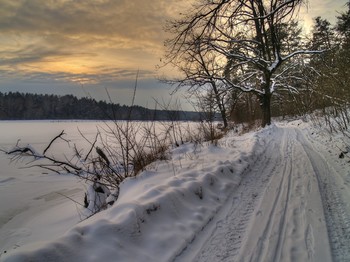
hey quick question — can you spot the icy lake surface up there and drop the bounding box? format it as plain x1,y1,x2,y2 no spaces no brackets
0,121,119,252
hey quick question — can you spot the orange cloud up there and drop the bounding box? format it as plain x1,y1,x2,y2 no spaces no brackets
0,0,347,87
0,0,192,84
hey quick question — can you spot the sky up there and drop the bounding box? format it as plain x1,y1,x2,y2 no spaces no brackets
0,0,348,110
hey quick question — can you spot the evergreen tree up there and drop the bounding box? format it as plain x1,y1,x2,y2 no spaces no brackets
0,92,201,121
336,1,350,43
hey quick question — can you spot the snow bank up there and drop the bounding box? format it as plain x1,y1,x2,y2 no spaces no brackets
1,128,258,262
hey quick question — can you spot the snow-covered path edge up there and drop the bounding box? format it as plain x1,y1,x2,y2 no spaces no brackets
297,127,350,261
173,125,280,261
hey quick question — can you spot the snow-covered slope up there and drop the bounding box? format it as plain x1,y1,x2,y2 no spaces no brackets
1,121,350,262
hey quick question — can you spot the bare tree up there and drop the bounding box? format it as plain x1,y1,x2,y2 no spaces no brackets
163,32,230,128
164,0,323,127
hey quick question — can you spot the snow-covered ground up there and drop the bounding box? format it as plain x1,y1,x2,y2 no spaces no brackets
1,119,350,261
0,121,101,254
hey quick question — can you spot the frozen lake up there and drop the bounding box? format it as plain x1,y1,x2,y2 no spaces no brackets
0,121,106,253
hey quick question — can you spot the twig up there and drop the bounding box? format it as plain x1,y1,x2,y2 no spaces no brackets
43,130,66,155
55,192,87,209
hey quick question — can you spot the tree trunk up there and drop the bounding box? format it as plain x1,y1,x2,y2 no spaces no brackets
218,105,228,129
261,93,272,127
212,81,228,129
214,94,227,128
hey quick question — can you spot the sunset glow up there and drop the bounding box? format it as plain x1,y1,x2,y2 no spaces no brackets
0,0,348,107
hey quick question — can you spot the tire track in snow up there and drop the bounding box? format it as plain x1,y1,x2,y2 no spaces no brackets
176,127,284,262
243,128,333,262
242,128,294,262
305,224,314,260
272,133,294,262
296,130,350,262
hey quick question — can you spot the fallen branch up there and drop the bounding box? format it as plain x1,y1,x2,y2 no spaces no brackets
43,130,66,155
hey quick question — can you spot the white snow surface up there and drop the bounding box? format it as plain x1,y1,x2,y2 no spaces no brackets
1,119,350,262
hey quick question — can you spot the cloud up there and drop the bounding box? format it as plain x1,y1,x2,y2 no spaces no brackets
0,0,186,44
0,0,191,84
0,63,155,86
0,70,190,109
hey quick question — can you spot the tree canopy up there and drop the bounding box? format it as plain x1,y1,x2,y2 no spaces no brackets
164,0,323,127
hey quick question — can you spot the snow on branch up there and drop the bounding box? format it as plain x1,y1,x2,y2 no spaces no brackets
223,77,265,95
248,0,302,21
7,144,42,159
281,49,326,62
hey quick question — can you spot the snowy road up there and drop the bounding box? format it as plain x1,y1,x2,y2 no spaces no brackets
177,126,350,262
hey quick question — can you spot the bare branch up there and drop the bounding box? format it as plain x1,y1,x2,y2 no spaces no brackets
43,130,66,155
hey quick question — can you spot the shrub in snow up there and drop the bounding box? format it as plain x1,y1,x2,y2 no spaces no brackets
84,177,117,213
2,120,206,216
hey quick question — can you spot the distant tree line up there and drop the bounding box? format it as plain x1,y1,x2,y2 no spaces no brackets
0,92,203,121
